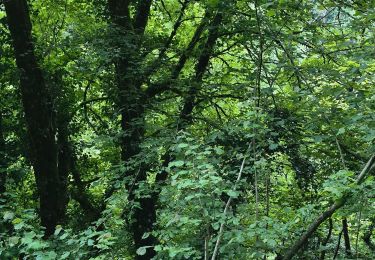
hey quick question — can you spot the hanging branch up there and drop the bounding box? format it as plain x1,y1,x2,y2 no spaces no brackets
281,153,375,260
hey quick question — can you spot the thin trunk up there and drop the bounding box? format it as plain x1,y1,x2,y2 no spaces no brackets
58,125,100,221
342,218,352,256
4,0,61,237
319,218,333,260
0,114,11,235
211,144,251,260
131,11,222,259
333,230,343,259
253,2,263,221
130,11,221,253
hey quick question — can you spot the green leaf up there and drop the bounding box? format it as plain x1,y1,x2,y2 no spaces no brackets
136,246,149,256
337,127,345,135
269,143,278,150
3,211,14,221
29,240,46,250
266,10,276,17
9,236,20,245
227,190,239,198
60,233,69,240
177,143,189,149
214,147,224,155
170,160,184,167
54,225,62,236
142,232,150,239
207,0,219,7
12,217,22,224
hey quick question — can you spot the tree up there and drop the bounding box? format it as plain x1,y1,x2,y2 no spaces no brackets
0,0,374,259
4,0,63,236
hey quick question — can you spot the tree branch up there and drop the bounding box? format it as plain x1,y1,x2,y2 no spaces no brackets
281,154,375,260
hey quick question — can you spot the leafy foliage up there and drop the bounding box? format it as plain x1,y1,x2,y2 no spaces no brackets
0,0,374,259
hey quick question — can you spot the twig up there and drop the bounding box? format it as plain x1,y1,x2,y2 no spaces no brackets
211,143,251,260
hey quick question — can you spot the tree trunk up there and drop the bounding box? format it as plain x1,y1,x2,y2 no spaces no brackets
333,230,343,259
319,218,333,260
4,0,61,237
107,2,222,258
69,149,102,221
108,1,155,258
342,218,352,256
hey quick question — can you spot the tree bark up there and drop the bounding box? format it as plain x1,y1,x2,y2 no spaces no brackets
4,0,62,237
108,1,155,258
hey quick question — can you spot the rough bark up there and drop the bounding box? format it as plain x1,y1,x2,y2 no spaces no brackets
4,0,61,237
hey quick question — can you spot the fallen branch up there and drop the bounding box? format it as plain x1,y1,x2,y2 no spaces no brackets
281,154,375,260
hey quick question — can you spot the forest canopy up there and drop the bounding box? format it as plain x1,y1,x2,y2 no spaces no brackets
0,0,374,259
